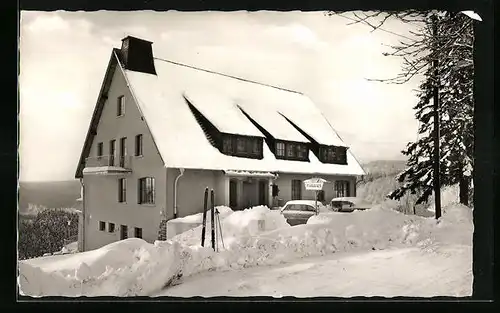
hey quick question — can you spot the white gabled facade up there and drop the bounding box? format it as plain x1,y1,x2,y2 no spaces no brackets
76,36,365,250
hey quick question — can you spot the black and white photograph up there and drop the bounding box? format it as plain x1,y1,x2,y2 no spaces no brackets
18,9,482,298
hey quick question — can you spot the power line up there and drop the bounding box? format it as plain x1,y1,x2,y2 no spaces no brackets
154,57,303,95
337,13,415,41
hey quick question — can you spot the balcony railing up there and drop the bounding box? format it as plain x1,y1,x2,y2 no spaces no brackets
85,155,132,170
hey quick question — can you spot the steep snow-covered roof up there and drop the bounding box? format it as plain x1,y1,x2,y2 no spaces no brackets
121,53,364,176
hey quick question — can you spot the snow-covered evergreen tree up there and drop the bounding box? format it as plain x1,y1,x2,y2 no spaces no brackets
388,12,474,206
328,10,475,208
437,13,474,205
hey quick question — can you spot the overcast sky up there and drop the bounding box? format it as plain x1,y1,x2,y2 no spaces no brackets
19,10,422,182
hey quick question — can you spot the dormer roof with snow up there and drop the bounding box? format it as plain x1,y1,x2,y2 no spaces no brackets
75,36,365,178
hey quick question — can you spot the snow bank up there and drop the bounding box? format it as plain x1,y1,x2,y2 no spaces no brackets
171,206,233,224
19,239,184,297
171,205,288,247
19,203,473,297
166,206,233,239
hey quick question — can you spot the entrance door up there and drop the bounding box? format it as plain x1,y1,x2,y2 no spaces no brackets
119,137,127,167
258,180,267,205
229,180,238,209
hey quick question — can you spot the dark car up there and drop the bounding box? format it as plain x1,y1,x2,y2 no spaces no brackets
280,200,330,226
330,197,371,212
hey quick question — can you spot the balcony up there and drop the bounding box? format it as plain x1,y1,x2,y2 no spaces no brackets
83,155,132,175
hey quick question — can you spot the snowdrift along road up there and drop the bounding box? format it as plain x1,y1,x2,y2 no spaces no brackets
19,202,473,297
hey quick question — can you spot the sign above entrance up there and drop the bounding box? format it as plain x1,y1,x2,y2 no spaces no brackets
303,177,329,191
304,182,324,190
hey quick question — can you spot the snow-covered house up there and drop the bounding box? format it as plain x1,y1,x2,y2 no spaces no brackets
75,36,365,251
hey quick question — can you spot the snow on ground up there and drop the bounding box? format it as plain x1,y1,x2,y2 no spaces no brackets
19,202,473,297
157,245,472,297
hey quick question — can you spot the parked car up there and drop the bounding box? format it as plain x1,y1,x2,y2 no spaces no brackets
330,197,371,212
280,200,331,226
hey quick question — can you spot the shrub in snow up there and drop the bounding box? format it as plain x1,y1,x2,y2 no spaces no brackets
19,208,78,260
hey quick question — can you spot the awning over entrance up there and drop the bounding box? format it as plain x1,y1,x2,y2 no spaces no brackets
224,169,277,179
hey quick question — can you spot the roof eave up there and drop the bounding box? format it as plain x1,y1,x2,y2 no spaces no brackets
74,48,121,179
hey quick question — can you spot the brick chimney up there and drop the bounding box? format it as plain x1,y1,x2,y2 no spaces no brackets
119,36,157,75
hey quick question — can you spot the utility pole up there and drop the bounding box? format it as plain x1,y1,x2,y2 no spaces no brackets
431,14,442,219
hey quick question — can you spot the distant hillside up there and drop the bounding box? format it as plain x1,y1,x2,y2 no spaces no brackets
357,160,435,217
360,160,407,181
18,180,81,213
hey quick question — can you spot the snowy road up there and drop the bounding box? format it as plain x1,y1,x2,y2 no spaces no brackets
155,245,472,298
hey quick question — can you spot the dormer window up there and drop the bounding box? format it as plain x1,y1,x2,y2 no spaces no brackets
286,144,295,158
236,137,246,153
275,141,308,161
117,95,125,116
276,142,285,157
319,145,347,164
222,136,233,153
221,134,262,159
252,140,260,154
297,145,307,159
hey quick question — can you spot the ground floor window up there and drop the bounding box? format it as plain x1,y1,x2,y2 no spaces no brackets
108,222,115,233
99,221,105,231
134,227,143,239
291,179,302,200
120,225,128,240
335,180,350,197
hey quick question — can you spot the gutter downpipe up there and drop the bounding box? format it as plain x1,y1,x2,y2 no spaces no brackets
79,178,85,252
173,168,185,219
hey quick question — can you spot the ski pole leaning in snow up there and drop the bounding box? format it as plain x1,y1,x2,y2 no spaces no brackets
210,189,216,251
215,211,219,252
201,187,209,247
216,208,225,250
